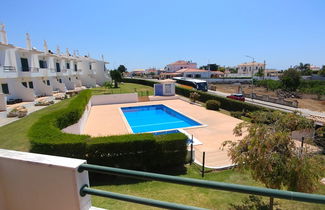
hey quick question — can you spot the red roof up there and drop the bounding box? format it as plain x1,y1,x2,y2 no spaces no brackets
176,68,209,73
169,60,195,65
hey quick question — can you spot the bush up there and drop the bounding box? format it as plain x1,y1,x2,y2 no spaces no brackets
206,100,220,110
121,78,269,112
176,86,268,112
29,89,188,170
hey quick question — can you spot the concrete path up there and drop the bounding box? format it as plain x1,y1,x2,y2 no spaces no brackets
0,96,58,127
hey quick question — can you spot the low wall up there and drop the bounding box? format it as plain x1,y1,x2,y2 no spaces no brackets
206,78,252,84
62,100,92,135
0,149,91,210
244,93,298,108
91,93,138,106
300,93,325,101
0,93,6,111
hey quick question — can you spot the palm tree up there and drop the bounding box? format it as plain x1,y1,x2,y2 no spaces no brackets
110,70,122,88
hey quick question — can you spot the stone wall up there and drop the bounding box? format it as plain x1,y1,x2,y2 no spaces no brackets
243,92,298,108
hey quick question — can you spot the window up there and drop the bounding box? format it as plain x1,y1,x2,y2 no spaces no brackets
1,83,9,94
66,63,70,69
21,58,29,72
46,80,50,86
89,63,92,70
74,64,77,71
22,82,28,88
56,63,61,72
28,81,34,89
59,79,62,83
39,60,47,68
195,74,201,78
69,77,71,81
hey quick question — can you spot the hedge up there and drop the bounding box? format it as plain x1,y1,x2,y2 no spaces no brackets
28,89,188,170
122,78,268,112
206,100,220,111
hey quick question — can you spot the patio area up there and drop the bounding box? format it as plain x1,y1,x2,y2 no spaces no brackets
84,99,243,168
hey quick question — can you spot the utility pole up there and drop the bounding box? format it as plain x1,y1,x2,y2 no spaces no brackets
246,55,255,100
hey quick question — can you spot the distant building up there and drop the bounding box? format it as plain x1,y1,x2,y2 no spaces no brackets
160,68,224,79
164,60,197,72
310,65,321,72
131,69,145,76
237,62,266,76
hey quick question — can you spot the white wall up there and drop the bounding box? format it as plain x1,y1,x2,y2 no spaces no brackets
91,93,138,106
0,93,6,111
50,77,67,92
7,78,35,101
62,100,92,135
32,78,53,96
0,149,91,210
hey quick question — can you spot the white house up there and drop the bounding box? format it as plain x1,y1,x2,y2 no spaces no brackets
237,62,266,76
164,60,197,72
176,68,224,78
0,24,110,103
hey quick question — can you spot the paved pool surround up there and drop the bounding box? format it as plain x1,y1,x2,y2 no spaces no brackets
84,99,243,168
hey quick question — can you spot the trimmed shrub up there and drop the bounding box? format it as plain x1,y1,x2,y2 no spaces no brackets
121,78,269,112
28,89,188,170
206,100,220,110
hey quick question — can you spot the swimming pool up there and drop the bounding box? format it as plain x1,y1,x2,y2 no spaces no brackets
121,104,202,133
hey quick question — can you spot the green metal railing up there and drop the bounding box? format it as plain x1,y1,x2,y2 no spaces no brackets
78,163,325,209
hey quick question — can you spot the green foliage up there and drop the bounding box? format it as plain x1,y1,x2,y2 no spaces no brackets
255,80,282,91
110,70,122,88
189,92,200,102
206,100,221,110
280,68,301,91
298,80,325,96
318,65,325,76
176,86,268,112
122,78,158,87
224,111,323,193
229,195,279,210
28,89,187,170
199,64,219,71
117,65,127,73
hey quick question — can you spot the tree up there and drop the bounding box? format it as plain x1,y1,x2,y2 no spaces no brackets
110,70,122,88
199,64,219,71
318,65,325,76
117,65,127,74
280,68,301,91
295,63,312,76
223,111,323,209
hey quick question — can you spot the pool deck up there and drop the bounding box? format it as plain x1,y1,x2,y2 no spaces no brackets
84,99,243,168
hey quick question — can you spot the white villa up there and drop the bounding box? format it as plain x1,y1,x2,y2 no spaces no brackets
164,60,197,72
237,62,266,76
0,24,110,102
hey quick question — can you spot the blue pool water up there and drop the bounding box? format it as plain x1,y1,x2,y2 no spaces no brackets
121,105,201,133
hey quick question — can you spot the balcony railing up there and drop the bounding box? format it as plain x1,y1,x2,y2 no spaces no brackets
78,164,325,209
2,66,17,72
20,67,39,73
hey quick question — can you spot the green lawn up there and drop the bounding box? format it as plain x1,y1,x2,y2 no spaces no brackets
91,82,154,96
0,83,324,209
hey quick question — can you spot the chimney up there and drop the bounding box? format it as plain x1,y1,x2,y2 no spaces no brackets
56,45,60,55
73,50,76,57
26,33,32,50
43,40,48,53
0,24,8,44
66,48,69,56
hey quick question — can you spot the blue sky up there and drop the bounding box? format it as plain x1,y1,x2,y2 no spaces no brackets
1,0,324,70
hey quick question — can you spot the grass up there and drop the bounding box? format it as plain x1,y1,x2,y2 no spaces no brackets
0,83,153,151
91,164,325,210
0,83,324,209
91,82,154,96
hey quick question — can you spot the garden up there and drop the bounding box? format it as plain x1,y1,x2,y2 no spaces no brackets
0,81,324,209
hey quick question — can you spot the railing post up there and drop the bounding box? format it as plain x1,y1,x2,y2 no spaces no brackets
190,143,193,165
202,152,205,178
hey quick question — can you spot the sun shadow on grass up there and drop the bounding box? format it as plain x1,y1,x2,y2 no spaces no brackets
89,165,187,187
